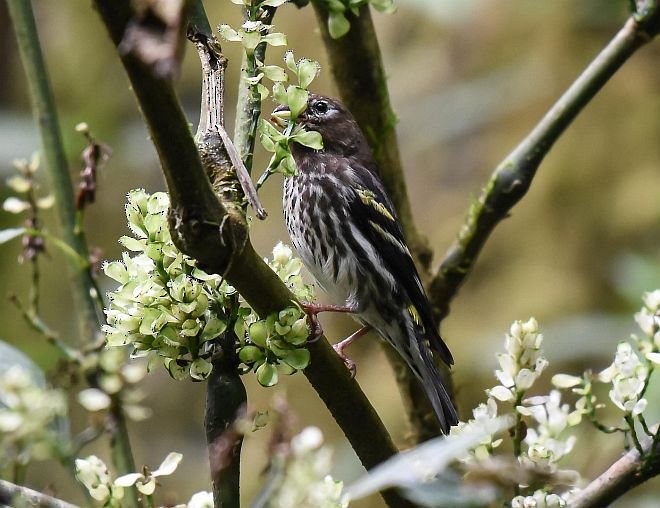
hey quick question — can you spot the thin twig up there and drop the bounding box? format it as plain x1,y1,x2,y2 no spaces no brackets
429,3,660,321
6,0,101,343
571,424,659,508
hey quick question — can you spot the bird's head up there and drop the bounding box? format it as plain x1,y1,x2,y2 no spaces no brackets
272,94,369,157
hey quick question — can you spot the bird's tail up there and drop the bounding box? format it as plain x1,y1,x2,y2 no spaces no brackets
408,335,459,434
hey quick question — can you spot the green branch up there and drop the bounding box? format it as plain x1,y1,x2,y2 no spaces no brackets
429,2,660,320
7,0,100,343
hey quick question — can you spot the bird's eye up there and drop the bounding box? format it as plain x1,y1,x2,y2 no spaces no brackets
314,100,329,114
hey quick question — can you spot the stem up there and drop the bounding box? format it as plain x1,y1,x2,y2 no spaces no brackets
109,396,140,508
571,424,659,508
0,479,78,508
430,3,660,321
233,3,277,173
625,415,645,455
7,0,101,343
206,341,246,508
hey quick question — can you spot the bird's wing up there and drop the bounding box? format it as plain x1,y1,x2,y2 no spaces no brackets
339,158,454,366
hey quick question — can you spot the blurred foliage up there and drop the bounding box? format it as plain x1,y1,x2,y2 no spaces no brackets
0,0,658,506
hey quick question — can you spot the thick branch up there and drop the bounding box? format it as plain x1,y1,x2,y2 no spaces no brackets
571,426,659,508
430,3,660,320
0,479,77,508
311,1,447,441
7,0,99,343
93,4,408,506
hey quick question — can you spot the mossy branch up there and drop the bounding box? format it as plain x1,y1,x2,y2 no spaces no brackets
311,0,448,441
429,2,660,320
0,479,78,508
93,3,408,506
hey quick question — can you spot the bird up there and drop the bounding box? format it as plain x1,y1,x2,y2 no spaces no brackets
272,94,458,433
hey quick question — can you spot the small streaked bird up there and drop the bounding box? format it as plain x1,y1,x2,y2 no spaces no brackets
272,94,458,433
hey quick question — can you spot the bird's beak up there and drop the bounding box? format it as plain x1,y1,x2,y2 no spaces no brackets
271,106,291,128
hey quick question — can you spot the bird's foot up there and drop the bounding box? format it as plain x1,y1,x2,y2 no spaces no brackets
332,325,371,378
301,302,357,344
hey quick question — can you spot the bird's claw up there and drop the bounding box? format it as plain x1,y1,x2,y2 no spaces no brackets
305,312,324,344
333,343,357,378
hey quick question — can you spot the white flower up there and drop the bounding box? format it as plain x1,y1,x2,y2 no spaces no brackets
114,452,182,495
599,342,648,415
75,455,123,501
186,491,214,508
519,391,579,467
78,388,112,411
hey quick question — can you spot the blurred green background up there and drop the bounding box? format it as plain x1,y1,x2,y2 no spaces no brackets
1,0,659,506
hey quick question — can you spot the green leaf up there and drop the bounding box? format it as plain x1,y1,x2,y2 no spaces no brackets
263,32,287,47
164,358,189,381
297,59,320,89
239,345,265,364
272,82,288,105
0,227,25,245
370,0,396,13
200,317,227,342
256,362,279,387
257,83,270,100
284,50,297,73
218,24,242,42
291,130,323,150
190,358,212,380
241,30,262,52
287,86,309,119
260,132,277,153
328,11,350,39
261,65,288,83
282,348,310,370
249,321,269,348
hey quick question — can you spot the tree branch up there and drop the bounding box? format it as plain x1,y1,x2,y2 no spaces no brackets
571,425,659,508
429,1,660,320
93,3,409,506
0,479,77,508
310,1,448,442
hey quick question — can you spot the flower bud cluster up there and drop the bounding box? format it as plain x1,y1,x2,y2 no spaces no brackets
0,366,67,468
267,426,347,508
77,348,151,421
102,189,234,381
598,342,648,416
511,490,567,508
488,318,548,403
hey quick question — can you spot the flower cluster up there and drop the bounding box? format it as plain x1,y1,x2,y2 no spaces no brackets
634,289,660,364
266,426,347,508
102,190,314,387
237,243,313,387
102,189,233,381
598,342,648,416
518,391,579,467
511,490,567,508
77,347,151,421
0,365,67,470
76,453,182,506
0,365,67,466
450,397,503,462
488,318,548,403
